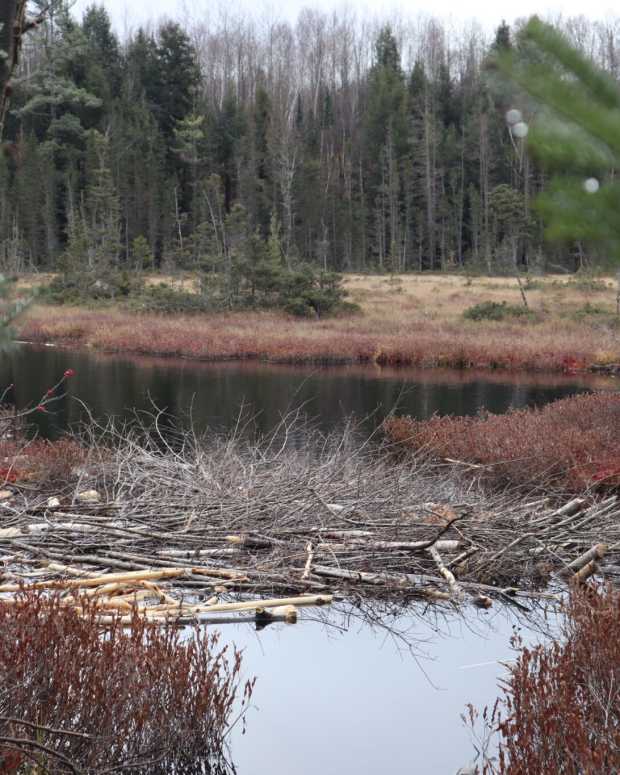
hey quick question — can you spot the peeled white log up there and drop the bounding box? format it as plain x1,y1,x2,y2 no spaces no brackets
558,543,607,578
427,545,465,601
301,542,314,580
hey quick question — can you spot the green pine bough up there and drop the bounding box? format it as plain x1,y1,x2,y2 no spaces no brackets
498,18,620,290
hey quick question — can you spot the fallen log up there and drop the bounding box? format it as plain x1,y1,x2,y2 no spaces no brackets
311,564,451,601
427,545,465,601
557,543,608,578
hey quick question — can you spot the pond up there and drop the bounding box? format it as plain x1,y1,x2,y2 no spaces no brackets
2,344,616,439
222,606,553,775
1,344,607,771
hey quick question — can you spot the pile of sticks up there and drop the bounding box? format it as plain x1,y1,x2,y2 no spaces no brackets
0,424,618,620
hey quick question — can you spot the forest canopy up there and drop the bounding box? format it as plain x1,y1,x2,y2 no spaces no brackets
2,4,620,277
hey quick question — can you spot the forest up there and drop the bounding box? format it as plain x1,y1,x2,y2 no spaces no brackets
2,3,620,282
1,6,620,772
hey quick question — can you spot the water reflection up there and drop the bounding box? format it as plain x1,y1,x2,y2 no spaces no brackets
221,603,556,775
2,345,616,440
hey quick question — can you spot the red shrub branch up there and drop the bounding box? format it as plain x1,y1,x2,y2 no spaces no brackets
469,585,620,774
0,593,254,773
0,438,87,486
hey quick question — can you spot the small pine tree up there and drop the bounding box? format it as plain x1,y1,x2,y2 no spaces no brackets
267,211,284,266
0,274,27,350
131,235,153,271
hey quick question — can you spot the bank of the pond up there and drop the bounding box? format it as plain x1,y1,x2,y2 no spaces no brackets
16,303,620,374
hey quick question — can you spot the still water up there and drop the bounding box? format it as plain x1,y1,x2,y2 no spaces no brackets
223,607,548,775
2,344,616,439
1,345,604,772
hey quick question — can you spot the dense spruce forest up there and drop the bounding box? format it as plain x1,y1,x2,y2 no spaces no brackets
2,4,620,282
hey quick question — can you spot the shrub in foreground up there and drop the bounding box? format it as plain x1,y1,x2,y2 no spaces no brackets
0,593,253,773
0,438,87,486
467,584,620,774
384,392,620,493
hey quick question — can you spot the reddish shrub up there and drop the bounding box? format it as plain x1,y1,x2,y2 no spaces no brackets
384,392,620,493
469,585,620,774
0,592,253,773
0,438,87,485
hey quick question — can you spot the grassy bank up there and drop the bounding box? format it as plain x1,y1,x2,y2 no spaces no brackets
14,273,620,372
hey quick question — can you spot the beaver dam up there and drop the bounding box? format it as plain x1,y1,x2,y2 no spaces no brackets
0,420,617,621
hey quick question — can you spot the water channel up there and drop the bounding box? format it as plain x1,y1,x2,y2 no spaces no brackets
2,344,615,772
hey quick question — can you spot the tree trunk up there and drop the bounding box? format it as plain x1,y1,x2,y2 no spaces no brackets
0,0,26,139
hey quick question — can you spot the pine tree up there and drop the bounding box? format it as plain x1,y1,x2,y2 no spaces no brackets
152,22,200,142
81,5,122,101
84,129,121,267
364,26,408,268
500,18,620,272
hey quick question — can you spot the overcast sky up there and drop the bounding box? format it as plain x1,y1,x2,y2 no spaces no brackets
71,0,618,36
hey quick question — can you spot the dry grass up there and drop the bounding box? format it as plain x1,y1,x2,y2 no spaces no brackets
13,273,620,372
344,272,619,322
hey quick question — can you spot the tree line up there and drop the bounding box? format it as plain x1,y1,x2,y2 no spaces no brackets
2,3,620,279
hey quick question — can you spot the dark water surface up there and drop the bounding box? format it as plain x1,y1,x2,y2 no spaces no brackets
1,345,602,772
2,344,616,439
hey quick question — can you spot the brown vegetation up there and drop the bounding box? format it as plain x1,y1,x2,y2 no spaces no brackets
384,392,620,493
0,591,252,774
11,273,620,371
0,437,87,486
468,584,620,774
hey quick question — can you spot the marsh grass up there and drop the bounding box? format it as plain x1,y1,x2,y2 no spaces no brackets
13,272,620,372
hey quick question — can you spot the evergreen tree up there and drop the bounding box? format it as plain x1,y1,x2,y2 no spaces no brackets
81,5,122,104
4,7,620,281
500,18,620,270
151,22,200,142
363,26,409,268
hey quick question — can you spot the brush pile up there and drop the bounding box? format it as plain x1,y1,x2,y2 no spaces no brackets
1,421,619,621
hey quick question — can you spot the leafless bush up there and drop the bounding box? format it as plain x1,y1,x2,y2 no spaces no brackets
0,591,253,774
466,584,620,774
